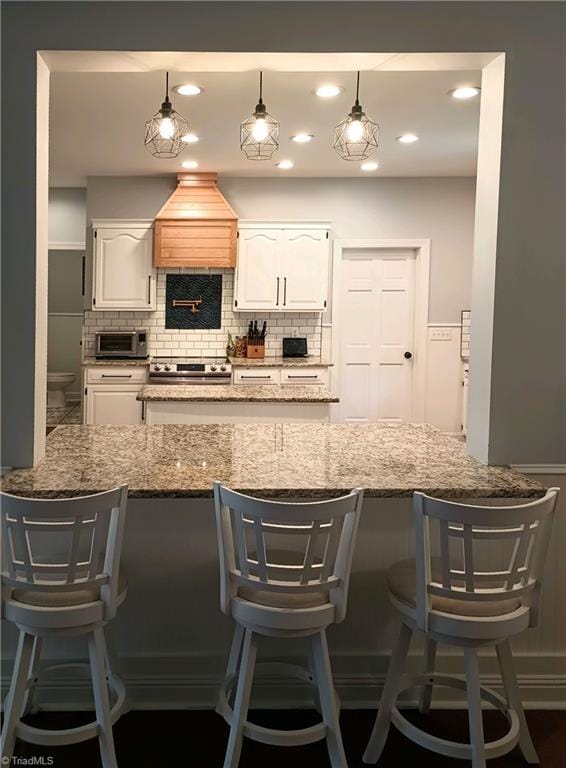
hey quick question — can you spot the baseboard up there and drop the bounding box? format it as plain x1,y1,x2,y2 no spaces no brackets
511,464,566,475
3,653,565,712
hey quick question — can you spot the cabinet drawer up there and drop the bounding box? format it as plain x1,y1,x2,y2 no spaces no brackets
280,367,328,385
86,366,148,384
233,368,281,385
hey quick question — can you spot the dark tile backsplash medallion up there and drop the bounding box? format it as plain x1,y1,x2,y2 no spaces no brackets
166,274,222,330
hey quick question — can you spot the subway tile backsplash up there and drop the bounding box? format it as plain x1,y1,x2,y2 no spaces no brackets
83,268,323,359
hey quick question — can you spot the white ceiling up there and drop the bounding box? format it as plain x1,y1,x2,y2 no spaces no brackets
49,53,483,186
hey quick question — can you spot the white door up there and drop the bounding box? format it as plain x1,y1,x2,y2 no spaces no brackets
234,230,281,310
338,250,415,423
93,227,155,310
85,386,143,424
282,230,329,311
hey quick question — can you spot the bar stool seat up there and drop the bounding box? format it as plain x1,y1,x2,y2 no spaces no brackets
1,486,129,768
387,558,521,617
214,482,364,768
363,489,559,768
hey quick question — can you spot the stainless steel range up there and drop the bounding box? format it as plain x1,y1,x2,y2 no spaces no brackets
149,357,232,385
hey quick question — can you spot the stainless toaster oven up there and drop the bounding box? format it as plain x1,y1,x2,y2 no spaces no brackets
95,330,149,359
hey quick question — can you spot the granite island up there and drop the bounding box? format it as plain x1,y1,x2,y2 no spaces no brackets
137,384,339,425
1,424,545,710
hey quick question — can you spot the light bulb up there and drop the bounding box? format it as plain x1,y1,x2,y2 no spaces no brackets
252,117,269,142
346,119,364,142
159,117,174,140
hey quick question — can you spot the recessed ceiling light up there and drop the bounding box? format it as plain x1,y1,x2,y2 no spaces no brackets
173,84,203,96
182,133,199,144
314,84,344,99
276,160,294,170
449,86,481,100
181,160,199,169
290,133,315,144
397,133,419,144
361,161,379,172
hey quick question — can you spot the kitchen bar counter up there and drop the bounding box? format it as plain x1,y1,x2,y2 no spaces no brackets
82,357,150,367
137,384,339,403
1,423,544,499
228,356,332,368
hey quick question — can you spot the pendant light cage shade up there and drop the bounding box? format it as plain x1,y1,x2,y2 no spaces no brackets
240,72,279,161
145,72,189,159
333,71,379,161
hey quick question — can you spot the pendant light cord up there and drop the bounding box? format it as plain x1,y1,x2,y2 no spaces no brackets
258,71,263,105
355,71,360,106
165,71,169,100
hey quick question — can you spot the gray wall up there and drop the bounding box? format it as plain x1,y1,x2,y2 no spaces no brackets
87,175,476,323
48,187,86,244
1,1,565,466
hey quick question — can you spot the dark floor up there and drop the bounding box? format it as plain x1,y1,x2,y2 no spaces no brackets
10,708,566,767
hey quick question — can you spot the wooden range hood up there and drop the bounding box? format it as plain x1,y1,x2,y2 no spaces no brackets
154,173,238,268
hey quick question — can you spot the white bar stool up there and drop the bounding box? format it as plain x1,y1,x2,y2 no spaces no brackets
1,486,129,768
214,482,364,768
363,488,559,768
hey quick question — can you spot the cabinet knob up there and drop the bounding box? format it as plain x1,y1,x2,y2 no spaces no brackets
404,351,413,360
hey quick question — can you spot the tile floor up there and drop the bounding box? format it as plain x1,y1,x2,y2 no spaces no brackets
46,403,81,434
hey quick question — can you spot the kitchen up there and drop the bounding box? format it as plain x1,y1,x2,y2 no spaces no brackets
1,29,564,768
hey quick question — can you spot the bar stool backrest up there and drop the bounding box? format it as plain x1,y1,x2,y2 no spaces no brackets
214,483,363,623
413,488,559,631
1,486,128,619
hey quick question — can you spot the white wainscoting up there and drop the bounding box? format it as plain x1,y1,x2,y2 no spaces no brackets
2,480,564,711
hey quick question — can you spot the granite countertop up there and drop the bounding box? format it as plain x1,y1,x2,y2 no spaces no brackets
137,384,339,403
82,358,150,367
1,423,544,500
228,356,332,368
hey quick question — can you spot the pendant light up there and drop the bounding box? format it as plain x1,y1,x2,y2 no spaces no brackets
144,72,189,158
240,72,279,160
333,71,378,161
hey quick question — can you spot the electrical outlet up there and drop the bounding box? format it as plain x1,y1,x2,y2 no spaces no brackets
429,328,453,341
292,328,298,337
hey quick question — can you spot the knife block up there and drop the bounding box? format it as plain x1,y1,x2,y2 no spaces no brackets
246,344,265,359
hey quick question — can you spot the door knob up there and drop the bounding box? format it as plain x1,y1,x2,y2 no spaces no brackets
404,351,413,359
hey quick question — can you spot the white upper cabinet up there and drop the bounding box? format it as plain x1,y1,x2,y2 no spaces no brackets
92,220,156,311
281,229,329,311
234,222,331,312
234,229,281,311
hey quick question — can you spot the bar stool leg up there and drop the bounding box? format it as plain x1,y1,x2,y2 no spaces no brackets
308,644,322,714
363,621,413,764
463,647,486,768
418,637,437,714
217,624,245,714
311,630,348,768
1,631,35,762
21,635,43,716
88,627,119,768
496,639,539,764
223,628,257,768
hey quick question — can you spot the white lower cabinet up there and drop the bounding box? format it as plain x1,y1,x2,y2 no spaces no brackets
233,368,281,385
84,366,147,424
280,367,328,386
85,386,144,425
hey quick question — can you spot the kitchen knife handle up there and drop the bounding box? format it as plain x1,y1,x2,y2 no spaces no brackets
276,277,280,305
283,277,287,306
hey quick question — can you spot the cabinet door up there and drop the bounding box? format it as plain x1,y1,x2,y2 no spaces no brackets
93,227,155,310
85,385,143,425
234,230,281,310
282,230,329,311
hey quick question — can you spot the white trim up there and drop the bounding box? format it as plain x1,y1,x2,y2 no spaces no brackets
427,322,460,328
48,241,86,251
48,312,83,317
3,656,563,712
511,465,566,475
331,238,430,424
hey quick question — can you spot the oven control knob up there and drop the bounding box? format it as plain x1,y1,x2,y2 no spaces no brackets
210,365,217,372
154,365,161,371
164,365,171,372
220,365,227,372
